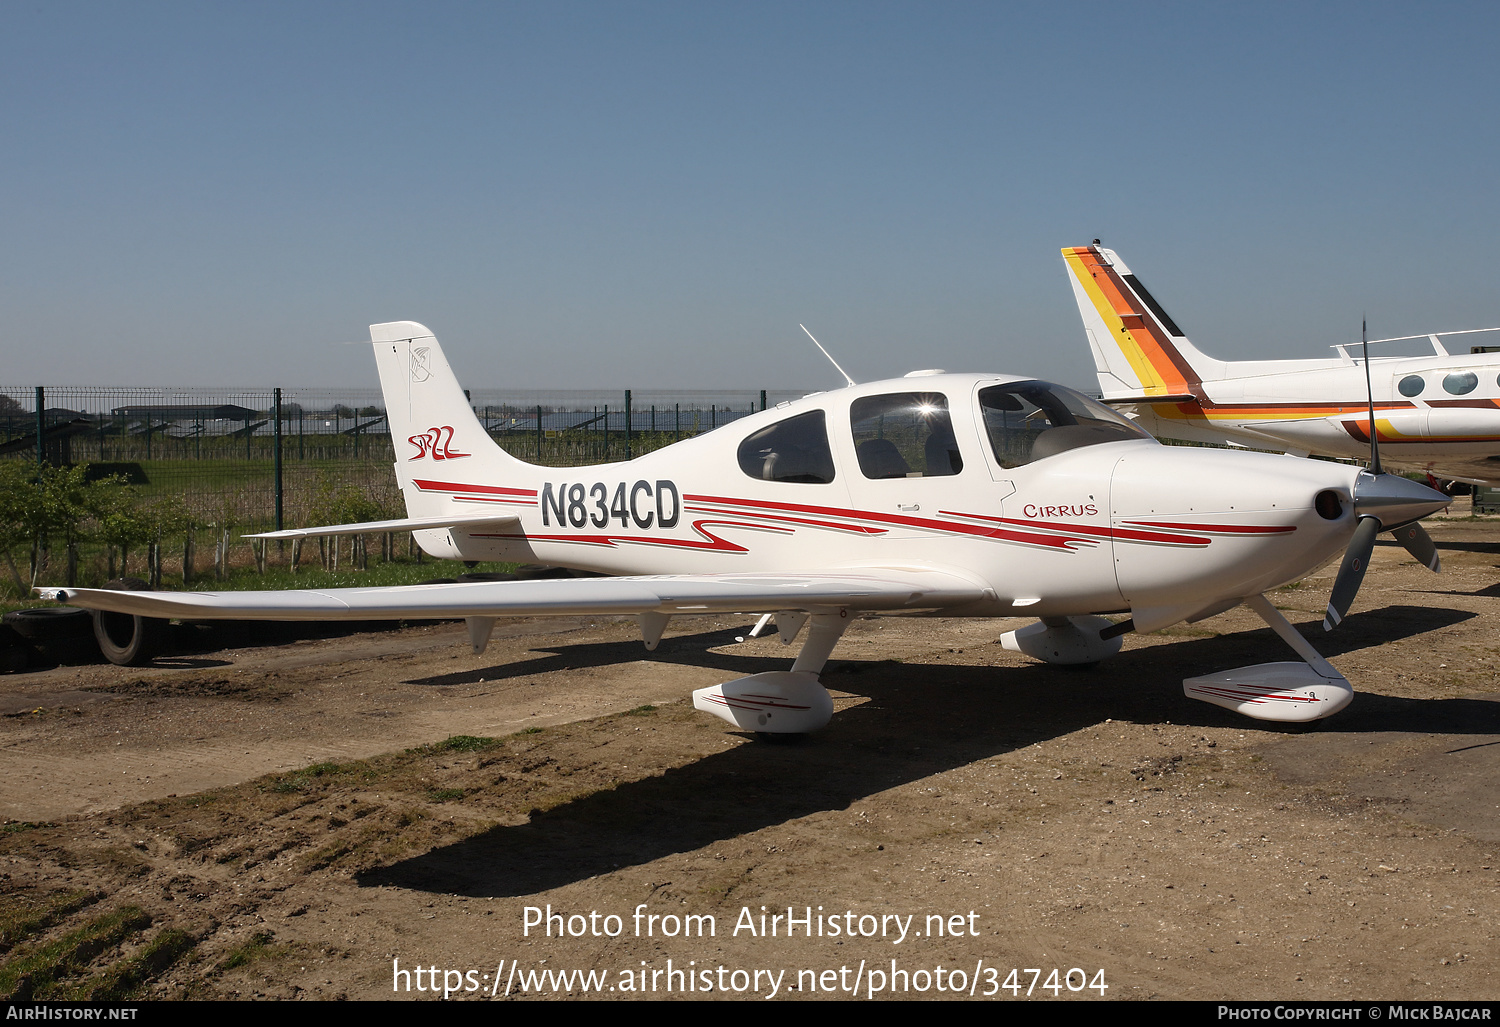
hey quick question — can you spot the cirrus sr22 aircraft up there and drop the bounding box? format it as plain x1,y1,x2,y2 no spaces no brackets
45,320,1450,732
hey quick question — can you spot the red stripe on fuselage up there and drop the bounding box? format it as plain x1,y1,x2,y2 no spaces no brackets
685,494,1092,550
413,479,538,497
473,519,790,554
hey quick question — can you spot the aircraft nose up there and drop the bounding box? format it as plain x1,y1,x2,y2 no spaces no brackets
1351,471,1450,529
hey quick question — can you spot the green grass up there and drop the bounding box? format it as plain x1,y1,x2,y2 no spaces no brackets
214,930,281,973
203,559,517,593
0,890,99,955
265,761,350,795
0,905,152,999
50,928,196,1001
428,735,502,753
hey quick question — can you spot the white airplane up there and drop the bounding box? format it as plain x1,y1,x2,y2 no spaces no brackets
46,320,1449,731
1064,243,1500,484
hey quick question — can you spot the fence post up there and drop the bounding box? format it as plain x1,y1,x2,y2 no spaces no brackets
760,389,767,411
273,388,284,533
34,387,43,466
625,389,632,460
536,404,542,462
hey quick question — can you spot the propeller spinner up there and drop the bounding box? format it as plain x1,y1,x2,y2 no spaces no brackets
1322,472,1448,630
1323,319,1450,631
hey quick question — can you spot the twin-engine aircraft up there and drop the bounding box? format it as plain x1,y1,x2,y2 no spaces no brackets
47,321,1449,731
1064,243,1500,484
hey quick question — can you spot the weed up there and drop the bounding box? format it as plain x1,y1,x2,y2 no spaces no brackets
431,735,500,753
0,905,151,999
0,890,99,955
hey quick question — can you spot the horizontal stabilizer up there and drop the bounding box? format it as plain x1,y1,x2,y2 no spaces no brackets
1099,394,1196,406
244,512,520,540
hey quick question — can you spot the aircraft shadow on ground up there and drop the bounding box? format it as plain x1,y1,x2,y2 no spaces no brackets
1417,582,1500,599
1403,538,1500,555
403,625,803,686
360,604,1494,898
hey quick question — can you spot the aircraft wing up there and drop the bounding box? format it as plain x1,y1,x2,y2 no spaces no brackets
42,568,989,622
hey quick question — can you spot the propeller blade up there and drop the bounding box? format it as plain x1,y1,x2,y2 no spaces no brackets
1391,520,1440,572
1324,515,1381,631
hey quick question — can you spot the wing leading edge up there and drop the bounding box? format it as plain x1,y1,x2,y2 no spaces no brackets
44,568,988,622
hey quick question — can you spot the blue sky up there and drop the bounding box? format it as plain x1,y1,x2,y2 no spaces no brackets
5,2,1499,389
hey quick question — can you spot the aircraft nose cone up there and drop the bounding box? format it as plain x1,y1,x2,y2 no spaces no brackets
1351,471,1449,528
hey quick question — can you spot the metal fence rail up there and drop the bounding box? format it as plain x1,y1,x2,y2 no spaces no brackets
0,384,809,537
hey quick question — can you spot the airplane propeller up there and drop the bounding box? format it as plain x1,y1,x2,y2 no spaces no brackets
1323,320,1448,631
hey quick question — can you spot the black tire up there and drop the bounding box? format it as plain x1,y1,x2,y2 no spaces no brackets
0,642,28,673
2,607,93,641
91,578,168,667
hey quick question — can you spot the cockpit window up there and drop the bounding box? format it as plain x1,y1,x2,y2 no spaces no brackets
849,393,963,479
737,410,836,484
978,382,1153,467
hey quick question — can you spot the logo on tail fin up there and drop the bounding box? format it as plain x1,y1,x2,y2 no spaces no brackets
408,425,469,461
410,347,432,382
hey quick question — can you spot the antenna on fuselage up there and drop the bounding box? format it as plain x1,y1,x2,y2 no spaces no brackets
1361,316,1381,474
799,324,857,388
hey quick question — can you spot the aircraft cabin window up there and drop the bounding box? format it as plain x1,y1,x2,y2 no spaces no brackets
849,393,963,479
1443,371,1478,395
736,410,836,484
1398,375,1425,397
978,382,1154,468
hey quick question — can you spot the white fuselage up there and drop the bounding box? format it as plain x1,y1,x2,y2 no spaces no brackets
401,372,1365,625
1128,352,1500,482
1063,243,1500,483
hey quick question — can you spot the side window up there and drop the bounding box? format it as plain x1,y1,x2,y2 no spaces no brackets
849,393,962,479
737,410,836,484
1443,371,1478,395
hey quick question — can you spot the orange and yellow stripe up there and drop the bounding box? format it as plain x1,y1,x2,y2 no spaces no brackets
1063,245,1199,397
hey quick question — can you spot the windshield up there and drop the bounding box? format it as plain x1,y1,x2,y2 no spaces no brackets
978,382,1154,467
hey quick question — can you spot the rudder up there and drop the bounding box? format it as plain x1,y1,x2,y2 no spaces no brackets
370,321,533,519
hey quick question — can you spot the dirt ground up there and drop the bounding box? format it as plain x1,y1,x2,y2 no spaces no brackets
1,510,1498,1001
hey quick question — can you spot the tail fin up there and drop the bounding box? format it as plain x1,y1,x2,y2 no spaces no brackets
1061,245,1225,400
370,321,533,518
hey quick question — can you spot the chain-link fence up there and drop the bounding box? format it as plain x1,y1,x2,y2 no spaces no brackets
0,384,808,592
